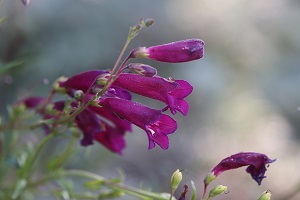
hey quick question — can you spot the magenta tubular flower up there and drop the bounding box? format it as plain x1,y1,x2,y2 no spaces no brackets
19,96,46,109
130,39,204,63
59,70,109,93
204,152,276,186
75,109,101,146
100,97,177,149
94,124,126,155
113,73,193,115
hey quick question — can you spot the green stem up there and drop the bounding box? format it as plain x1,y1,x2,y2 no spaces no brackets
19,133,54,179
49,136,77,170
64,169,170,200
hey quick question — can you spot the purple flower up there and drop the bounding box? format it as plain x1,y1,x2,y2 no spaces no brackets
59,70,109,93
113,73,193,115
18,96,130,154
204,152,276,186
100,97,177,149
19,96,46,109
130,39,204,63
94,124,126,155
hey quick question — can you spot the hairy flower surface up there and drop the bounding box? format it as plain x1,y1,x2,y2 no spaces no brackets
130,39,204,63
204,152,276,186
100,97,177,149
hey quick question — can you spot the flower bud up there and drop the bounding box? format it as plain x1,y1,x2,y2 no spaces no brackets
145,18,154,27
130,39,204,63
170,169,182,191
208,185,227,198
258,190,272,200
74,90,84,100
128,63,157,77
53,77,67,94
96,73,111,86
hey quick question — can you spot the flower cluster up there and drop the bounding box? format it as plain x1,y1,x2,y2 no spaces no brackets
19,39,204,154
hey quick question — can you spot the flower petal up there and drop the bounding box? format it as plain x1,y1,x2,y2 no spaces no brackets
95,124,126,155
113,73,193,115
100,97,177,149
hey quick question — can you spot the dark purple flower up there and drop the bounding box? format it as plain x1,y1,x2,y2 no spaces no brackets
130,39,204,63
19,96,46,109
204,152,276,186
94,124,126,155
59,70,109,93
100,97,177,149
113,73,193,115
75,109,101,146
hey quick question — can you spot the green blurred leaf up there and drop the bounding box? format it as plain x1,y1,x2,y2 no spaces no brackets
98,190,124,199
84,180,104,190
11,179,27,200
190,180,197,200
0,60,25,74
0,17,5,24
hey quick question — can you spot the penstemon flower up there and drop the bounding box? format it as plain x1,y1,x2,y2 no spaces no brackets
130,39,205,63
17,20,204,154
204,152,276,186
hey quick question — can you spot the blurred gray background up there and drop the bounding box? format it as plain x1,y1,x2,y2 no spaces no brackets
1,0,300,199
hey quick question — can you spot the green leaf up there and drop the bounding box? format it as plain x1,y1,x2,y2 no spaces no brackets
0,60,25,74
190,180,197,200
98,190,124,199
11,179,27,200
84,180,104,190
0,17,5,24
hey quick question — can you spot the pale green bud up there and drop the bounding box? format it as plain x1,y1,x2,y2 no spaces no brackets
145,18,154,27
53,76,67,94
96,73,111,86
130,47,149,59
208,185,227,198
258,190,271,200
74,90,84,100
170,169,182,191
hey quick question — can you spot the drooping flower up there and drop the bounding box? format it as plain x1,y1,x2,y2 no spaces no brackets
99,97,177,149
113,73,193,115
204,152,276,186
130,39,205,63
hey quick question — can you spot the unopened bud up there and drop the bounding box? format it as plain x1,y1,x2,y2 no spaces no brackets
258,190,271,200
128,63,157,77
45,104,59,116
96,73,111,86
74,90,84,100
145,18,154,27
208,185,227,198
170,169,182,191
53,77,67,94
130,39,204,63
